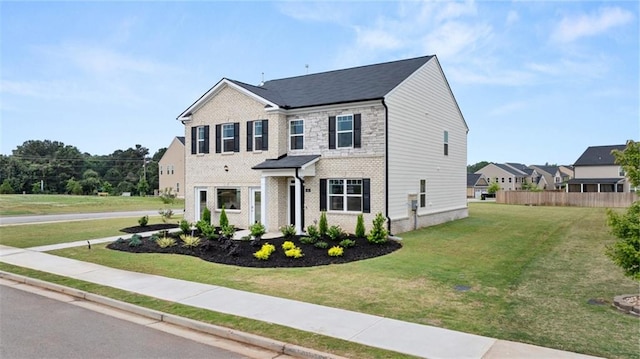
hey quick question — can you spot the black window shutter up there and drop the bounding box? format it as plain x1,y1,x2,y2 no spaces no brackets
362,178,370,213
233,122,240,152
354,114,361,148
319,179,327,211
328,116,336,149
215,125,221,153
191,127,197,154
262,120,268,150
203,125,210,154
246,121,253,152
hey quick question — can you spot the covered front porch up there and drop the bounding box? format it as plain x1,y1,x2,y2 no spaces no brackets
566,178,625,193
252,155,320,234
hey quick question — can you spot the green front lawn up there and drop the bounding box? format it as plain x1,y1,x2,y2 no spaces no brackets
0,194,184,216
1,203,637,358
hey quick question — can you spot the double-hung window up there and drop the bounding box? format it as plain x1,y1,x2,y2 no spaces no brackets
198,126,207,153
419,180,426,208
222,124,235,153
247,120,268,151
191,126,210,154
290,119,304,150
336,115,353,148
328,179,362,212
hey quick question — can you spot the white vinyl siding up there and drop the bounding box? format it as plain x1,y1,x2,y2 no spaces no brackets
385,57,468,221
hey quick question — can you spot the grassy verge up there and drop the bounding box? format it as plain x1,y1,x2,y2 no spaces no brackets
0,194,184,216
1,203,637,358
0,263,414,359
0,216,181,248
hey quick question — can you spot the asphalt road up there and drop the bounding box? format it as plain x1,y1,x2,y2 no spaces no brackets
0,210,184,226
0,285,252,359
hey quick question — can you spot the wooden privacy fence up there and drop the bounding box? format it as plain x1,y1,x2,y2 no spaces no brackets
496,191,636,208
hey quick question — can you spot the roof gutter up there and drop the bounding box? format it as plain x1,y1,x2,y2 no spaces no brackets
382,98,392,235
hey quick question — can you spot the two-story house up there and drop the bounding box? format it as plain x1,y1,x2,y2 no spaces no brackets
567,144,629,192
475,163,530,191
177,55,469,235
158,136,185,198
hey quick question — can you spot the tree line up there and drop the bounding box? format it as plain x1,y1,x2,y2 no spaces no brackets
0,140,166,196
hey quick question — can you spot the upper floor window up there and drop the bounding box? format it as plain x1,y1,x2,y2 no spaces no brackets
290,119,304,150
190,125,210,154
159,165,163,175
329,114,361,149
443,130,449,156
419,179,426,208
337,115,353,148
222,124,235,152
247,120,268,151
619,167,626,177
215,123,239,153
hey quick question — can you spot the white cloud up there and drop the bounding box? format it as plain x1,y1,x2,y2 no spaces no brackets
447,66,535,86
551,7,634,43
506,10,519,25
353,26,404,51
422,21,492,61
488,101,527,117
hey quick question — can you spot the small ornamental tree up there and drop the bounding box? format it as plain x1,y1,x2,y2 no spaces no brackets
318,211,328,238
202,207,211,224
355,213,366,238
606,140,640,280
487,182,500,194
367,212,388,244
219,206,229,230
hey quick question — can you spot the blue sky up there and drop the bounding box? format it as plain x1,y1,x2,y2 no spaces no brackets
1,1,638,166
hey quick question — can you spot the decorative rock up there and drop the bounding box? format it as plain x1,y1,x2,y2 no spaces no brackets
613,294,640,316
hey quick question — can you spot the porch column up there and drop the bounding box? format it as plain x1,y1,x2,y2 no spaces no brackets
597,183,601,193
260,176,268,231
295,176,303,235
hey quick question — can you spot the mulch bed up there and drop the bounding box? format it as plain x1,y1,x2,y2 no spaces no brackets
108,227,402,268
120,223,180,233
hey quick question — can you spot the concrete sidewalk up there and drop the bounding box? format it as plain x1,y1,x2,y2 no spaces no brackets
0,243,602,359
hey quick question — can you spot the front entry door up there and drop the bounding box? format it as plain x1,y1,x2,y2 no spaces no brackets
250,188,261,224
288,181,304,228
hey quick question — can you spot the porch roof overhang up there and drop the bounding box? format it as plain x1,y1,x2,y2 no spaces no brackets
567,178,624,184
252,154,320,177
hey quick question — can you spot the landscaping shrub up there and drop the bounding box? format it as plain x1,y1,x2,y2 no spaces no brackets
606,201,640,280
305,224,320,240
249,222,266,239
138,215,148,227
128,234,142,247
253,243,276,260
367,212,388,244
328,246,344,257
158,208,174,223
284,246,304,259
280,224,296,239
150,233,160,242
159,188,176,204
299,236,316,245
314,241,329,249
318,211,328,238
180,234,201,248
202,207,211,223
156,236,177,248
221,224,236,239
355,213,366,238
179,219,191,235
282,240,296,251
219,206,228,229
327,225,344,241
339,239,356,248
196,220,215,238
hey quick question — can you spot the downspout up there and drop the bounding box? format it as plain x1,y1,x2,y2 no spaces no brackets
382,98,392,235
294,167,305,233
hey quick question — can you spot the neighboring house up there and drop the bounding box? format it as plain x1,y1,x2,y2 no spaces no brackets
467,173,489,198
474,163,529,191
567,144,630,192
158,136,185,198
176,55,469,235
530,165,559,190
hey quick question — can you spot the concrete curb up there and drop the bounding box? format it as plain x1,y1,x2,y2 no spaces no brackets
0,271,348,359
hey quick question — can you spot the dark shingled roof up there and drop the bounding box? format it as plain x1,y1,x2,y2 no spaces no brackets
573,145,626,166
494,163,526,176
467,173,485,187
252,155,320,170
230,56,434,109
567,178,624,184
177,136,185,145
531,165,558,176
